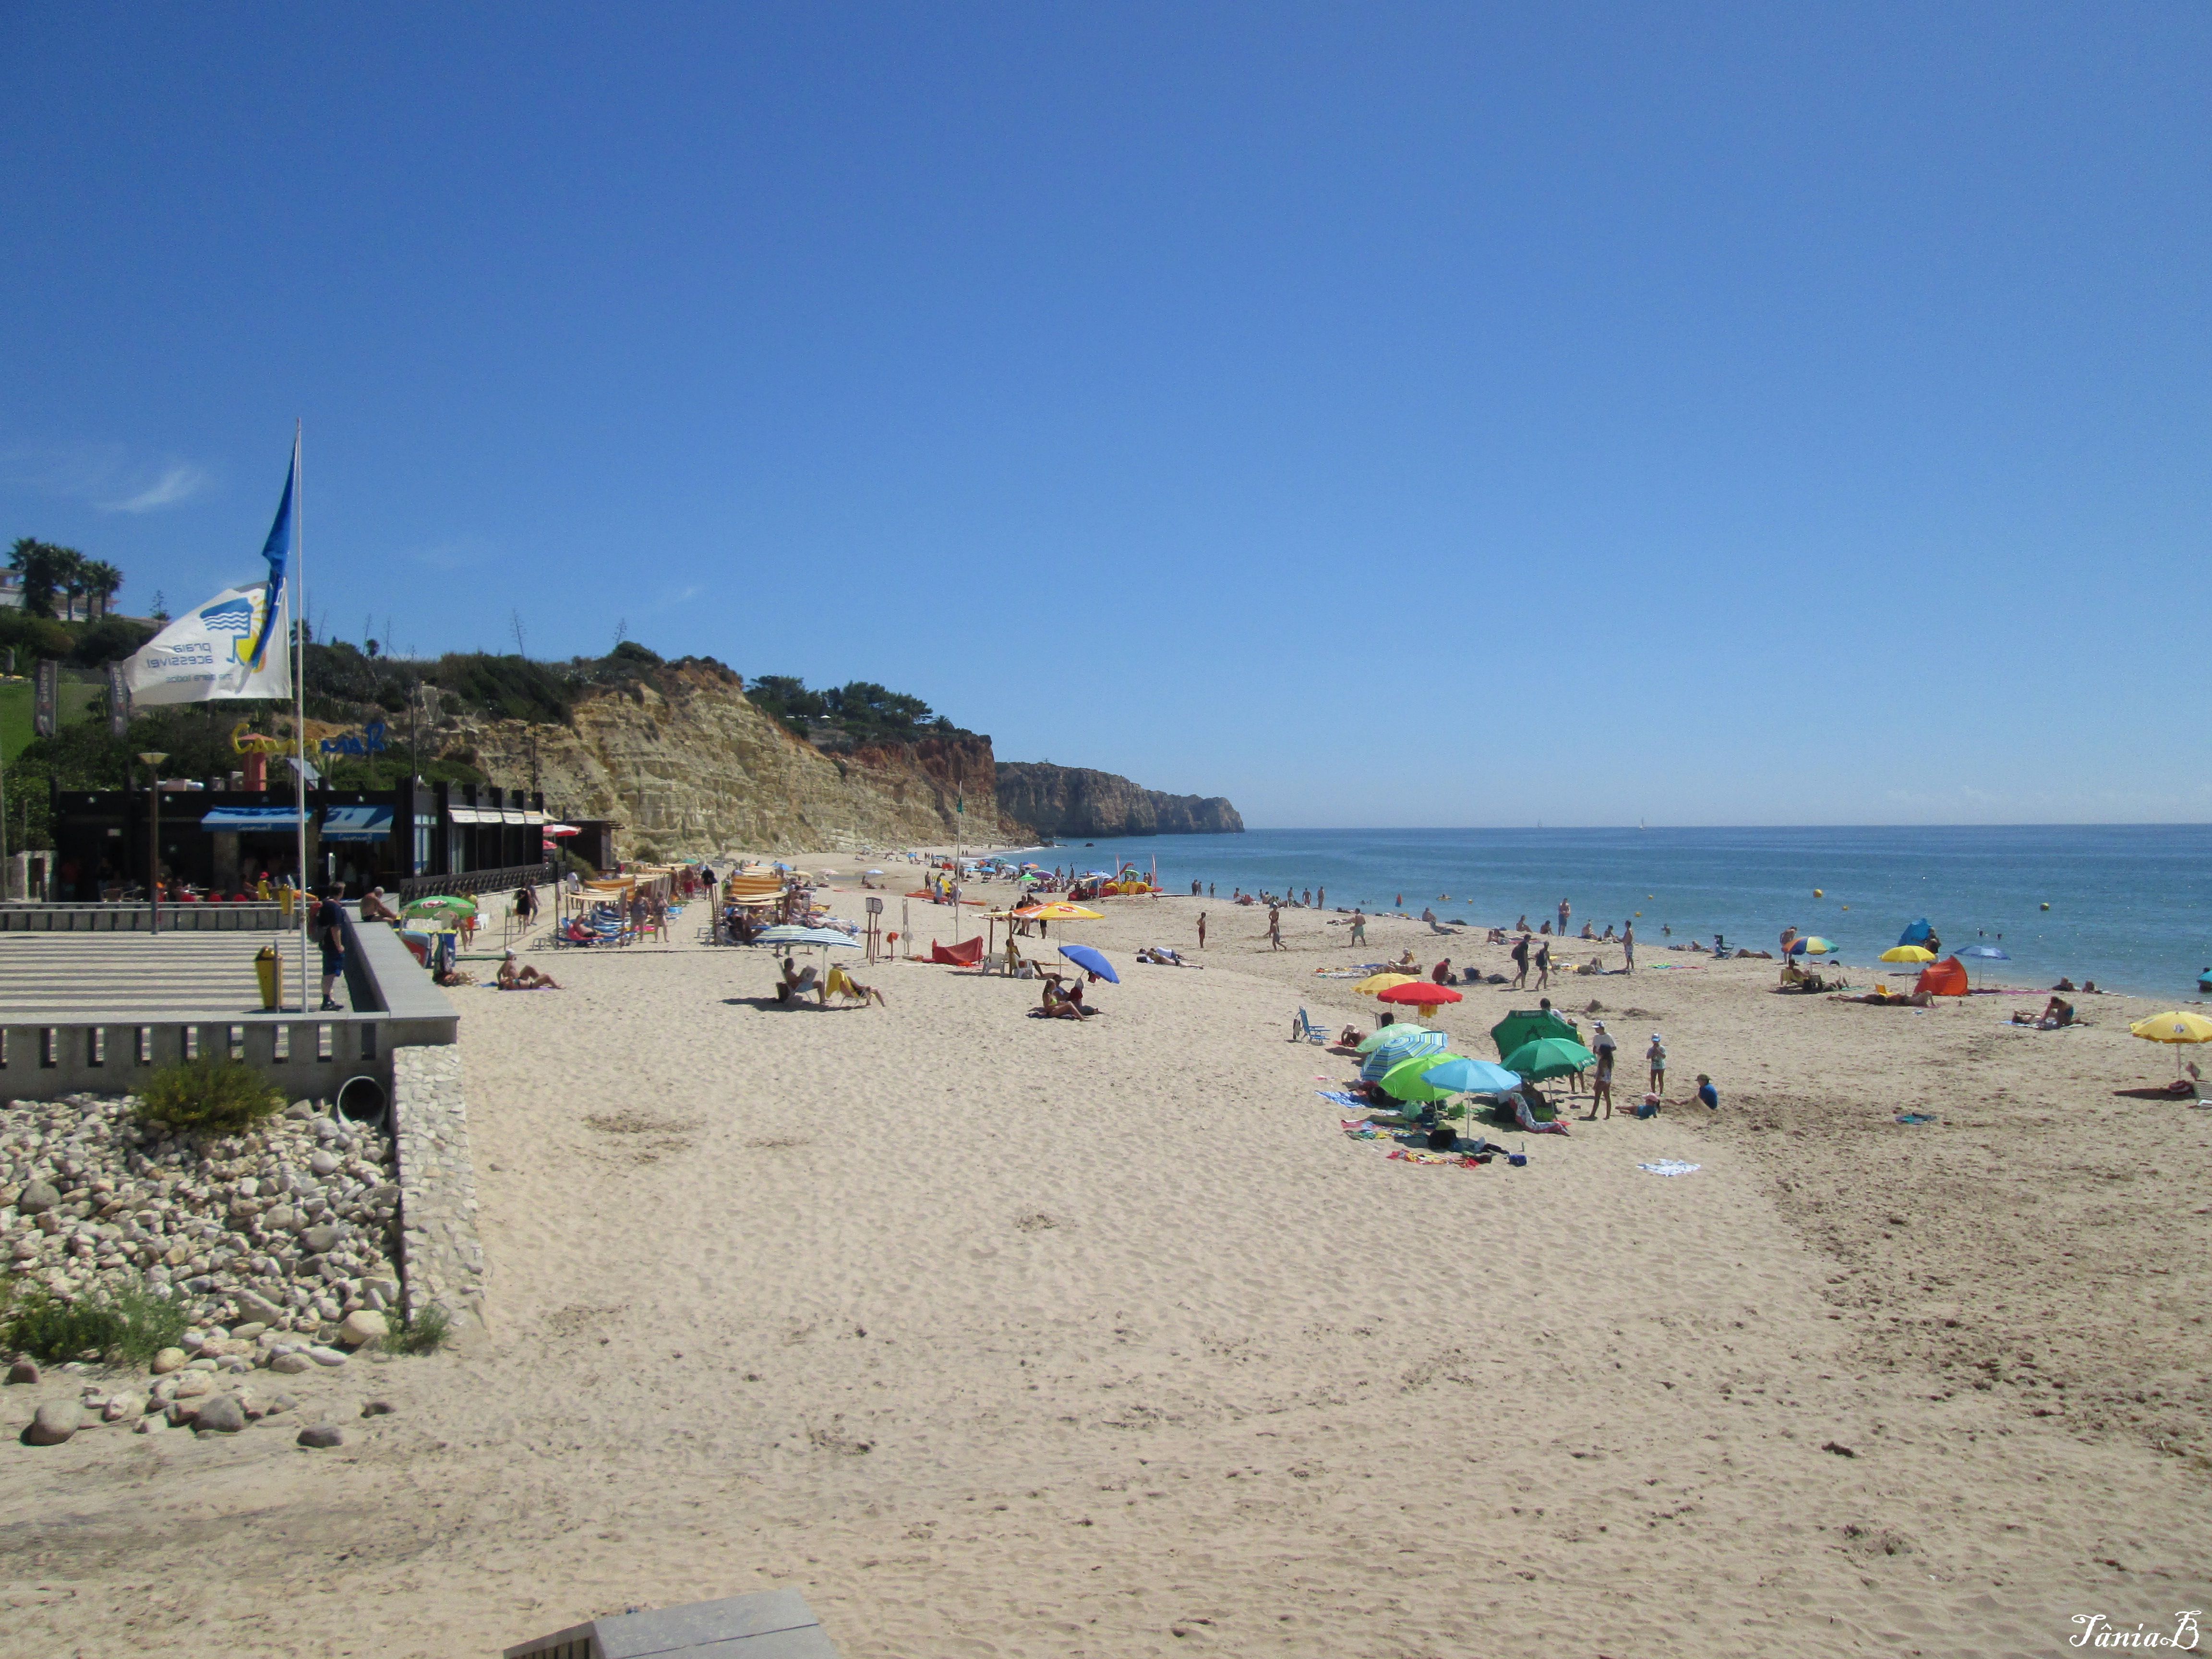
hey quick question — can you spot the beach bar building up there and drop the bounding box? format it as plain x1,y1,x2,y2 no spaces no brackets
48,780,573,903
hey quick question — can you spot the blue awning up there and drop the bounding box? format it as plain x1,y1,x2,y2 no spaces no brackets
200,806,303,831
321,805,395,842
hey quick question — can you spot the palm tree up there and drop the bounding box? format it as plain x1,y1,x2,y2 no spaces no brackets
57,549,92,622
6,538,72,619
81,560,122,619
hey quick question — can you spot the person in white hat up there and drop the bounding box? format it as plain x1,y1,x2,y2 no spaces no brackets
497,948,562,991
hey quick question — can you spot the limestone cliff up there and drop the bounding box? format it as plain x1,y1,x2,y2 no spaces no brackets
994,763,1244,839
438,662,1012,859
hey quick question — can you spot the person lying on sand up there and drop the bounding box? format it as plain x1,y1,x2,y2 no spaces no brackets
496,950,562,990
2012,996,2073,1028
2053,977,2078,992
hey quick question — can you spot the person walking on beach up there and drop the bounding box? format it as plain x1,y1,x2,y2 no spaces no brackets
1196,911,1207,950
1317,886,1325,910
1349,908,1366,946
1267,905,1283,950
1558,897,1571,937
1535,938,1552,990
1647,1033,1667,1096
1511,933,1531,988
1622,919,1635,973
313,884,348,1011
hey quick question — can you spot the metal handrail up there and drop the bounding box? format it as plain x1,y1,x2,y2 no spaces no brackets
396,864,552,903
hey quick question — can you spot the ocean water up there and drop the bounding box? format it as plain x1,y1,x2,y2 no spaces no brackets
1005,826,2212,999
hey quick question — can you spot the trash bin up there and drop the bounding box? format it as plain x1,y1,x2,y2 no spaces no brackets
254,944,280,1010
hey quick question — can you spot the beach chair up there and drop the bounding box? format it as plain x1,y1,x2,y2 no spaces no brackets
1291,1008,1330,1044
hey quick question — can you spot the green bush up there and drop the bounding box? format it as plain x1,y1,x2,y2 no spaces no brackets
387,1301,452,1356
2,1279,188,1366
137,1055,286,1130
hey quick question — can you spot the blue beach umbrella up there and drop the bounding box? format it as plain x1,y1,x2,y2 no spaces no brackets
1957,945,2009,960
1057,944,1119,983
1417,1056,1523,1095
1898,918,1933,947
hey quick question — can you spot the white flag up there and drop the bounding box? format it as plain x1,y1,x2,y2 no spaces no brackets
123,582,292,705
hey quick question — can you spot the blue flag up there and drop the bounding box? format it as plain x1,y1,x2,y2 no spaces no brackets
248,443,295,672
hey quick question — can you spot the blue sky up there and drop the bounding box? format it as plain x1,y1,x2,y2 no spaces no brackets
3,3,2206,827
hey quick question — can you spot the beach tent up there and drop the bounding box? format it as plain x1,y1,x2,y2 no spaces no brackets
1913,956,1970,997
1490,1008,1578,1061
1898,918,1934,947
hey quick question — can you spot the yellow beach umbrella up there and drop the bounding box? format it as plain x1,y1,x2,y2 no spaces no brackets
1354,972,1419,997
2129,1011,2212,1044
1014,902,1105,922
1880,946,1936,964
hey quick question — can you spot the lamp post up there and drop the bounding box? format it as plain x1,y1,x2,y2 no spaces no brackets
138,751,169,934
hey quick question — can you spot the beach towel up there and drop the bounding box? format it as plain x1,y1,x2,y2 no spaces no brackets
1315,1090,1370,1111
1637,1160,1701,1176
1894,1113,1938,1125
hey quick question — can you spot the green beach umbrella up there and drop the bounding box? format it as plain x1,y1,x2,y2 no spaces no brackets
1490,1008,1578,1061
402,894,478,920
1379,1052,1471,1104
1499,1036,1596,1081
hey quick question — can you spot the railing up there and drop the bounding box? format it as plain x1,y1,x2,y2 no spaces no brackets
0,902,290,932
396,864,552,903
0,902,457,1105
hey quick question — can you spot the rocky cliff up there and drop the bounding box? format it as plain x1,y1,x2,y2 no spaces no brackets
438,662,1013,859
994,763,1244,839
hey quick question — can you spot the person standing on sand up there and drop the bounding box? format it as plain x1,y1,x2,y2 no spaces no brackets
1588,1024,1617,1118
1349,909,1366,946
1267,905,1283,950
1558,897,1571,937
1623,920,1635,973
1197,911,1207,950
1511,933,1531,987
1647,1034,1667,1095
1535,938,1552,990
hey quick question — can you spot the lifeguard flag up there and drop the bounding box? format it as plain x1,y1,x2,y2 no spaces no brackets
123,442,295,705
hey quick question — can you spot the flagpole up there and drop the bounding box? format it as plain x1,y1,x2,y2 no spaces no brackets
292,422,309,1015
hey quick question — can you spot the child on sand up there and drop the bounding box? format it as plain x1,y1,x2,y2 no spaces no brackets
1647,1034,1667,1094
1696,1073,1719,1111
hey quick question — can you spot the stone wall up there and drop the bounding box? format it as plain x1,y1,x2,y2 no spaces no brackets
390,1046,486,1338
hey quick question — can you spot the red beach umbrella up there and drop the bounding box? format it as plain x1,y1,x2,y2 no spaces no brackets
1377,982,1463,1011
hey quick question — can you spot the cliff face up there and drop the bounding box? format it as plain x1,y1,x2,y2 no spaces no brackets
994,763,1244,839
439,663,1011,859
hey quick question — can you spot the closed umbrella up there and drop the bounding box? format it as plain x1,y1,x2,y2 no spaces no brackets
1057,944,1119,983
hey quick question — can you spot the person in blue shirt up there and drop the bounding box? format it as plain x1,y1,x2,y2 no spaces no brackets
1696,1073,1719,1112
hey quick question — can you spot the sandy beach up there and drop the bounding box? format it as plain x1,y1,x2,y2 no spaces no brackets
3,863,2209,1658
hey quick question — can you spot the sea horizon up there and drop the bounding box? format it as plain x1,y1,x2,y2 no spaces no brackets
994,822,2212,1000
